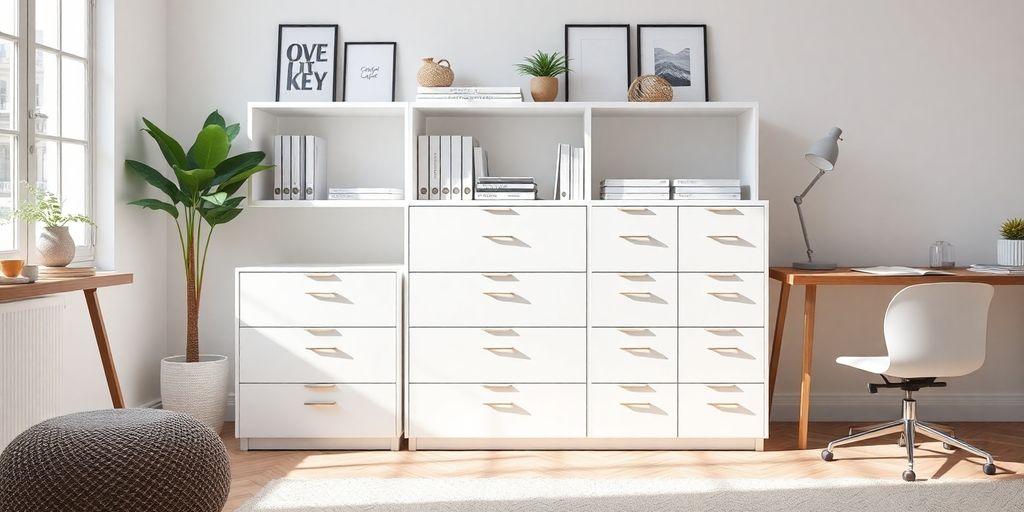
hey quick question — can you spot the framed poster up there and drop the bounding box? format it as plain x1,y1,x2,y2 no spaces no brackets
637,24,708,101
276,24,339,102
564,24,630,102
342,42,397,102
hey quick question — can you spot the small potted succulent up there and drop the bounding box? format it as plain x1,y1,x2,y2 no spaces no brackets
12,184,95,266
515,51,570,102
997,217,1024,266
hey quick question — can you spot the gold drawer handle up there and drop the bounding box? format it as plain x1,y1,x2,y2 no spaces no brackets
305,291,340,300
708,292,742,299
620,291,654,298
306,346,341,353
483,402,517,409
303,384,336,389
618,207,651,213
303,401,337,406
706,207,740,214
305,328,340,336
708,402,743,409
621,402,654,408
620,346,653,353
708,346,742,354
482,235,518,242
619,234,654,241
483,346,517,353
483,292,518,299
707,235,743,242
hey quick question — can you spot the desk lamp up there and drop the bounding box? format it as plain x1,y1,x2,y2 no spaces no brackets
793,127,843,270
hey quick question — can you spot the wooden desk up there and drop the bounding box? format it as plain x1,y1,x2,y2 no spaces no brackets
769,267,1024,449
0,272,134,408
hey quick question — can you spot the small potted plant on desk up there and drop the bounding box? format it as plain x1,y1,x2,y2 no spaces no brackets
126,111,272,432
516,51,570,102
997,217,1024,266
11,184,95,267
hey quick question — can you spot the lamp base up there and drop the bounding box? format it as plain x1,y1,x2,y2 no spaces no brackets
793,261,837,270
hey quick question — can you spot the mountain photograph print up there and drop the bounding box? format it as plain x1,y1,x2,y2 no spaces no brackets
654,47,691,86
638,25,708,101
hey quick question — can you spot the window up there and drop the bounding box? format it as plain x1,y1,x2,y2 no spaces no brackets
0,0,93,259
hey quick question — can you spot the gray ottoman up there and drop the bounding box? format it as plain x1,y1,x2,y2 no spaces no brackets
0,408,230,512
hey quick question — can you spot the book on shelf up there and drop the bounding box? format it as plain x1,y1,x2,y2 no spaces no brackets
428,135,441,199
329,187,403,194
600,192,672,200
601,178,670,188
273,136,283,200
440,135,452,199
416,94,523,101
461,137,477,199
273,135,326,200
475,183,537,191
572,147,584,200
601,186,673,194
417,87,522,94
671,178,741,187
474,190,537,200
279,136,291,200
671,193,741,200
451,136,463,200
968,264,1024,274
554,144,584,200
303,136,327,200
290,136,303,199
477,176,534,184
852,266,955,276
670,186,741,194
417,136,429,200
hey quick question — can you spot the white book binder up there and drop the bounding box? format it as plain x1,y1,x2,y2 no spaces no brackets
572,147,584,200
280,136,291,200
451,136,462,201
440,135,451,200
303,135,327,200
417,135,429,200
290,136,303,199
428,136,441,200
558,144,571,200
273,136,283,200
461,137,476,199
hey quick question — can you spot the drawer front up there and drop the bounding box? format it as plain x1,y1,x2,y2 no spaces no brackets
678,384,765,438
589,384,678,438
678,206,765,271
590,207,677,272
409,206,586,271
239,272,397,327
410,328,585,383
589,328,677,383
409,384,586,438
409,273,586,327
678,328,765,383
238,383,396,438
239,327,396,383
590,272,677,327
678,272,764,327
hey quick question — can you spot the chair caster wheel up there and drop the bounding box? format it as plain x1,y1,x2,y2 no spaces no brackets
983,463,996,475
943,442,958,451
821,449,834,462
902,470,916,482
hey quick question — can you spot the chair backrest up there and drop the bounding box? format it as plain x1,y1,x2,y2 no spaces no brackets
883,282,994,378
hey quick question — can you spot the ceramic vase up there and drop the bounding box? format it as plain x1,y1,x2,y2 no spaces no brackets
38,226,76,267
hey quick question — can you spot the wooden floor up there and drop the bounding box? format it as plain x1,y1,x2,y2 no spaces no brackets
223,422,1023,511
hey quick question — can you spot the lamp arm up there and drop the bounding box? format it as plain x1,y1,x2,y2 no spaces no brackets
793,169,826,264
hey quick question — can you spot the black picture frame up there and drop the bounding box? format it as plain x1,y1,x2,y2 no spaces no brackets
564,24,631,102
276,24,339,102
342,42,398,102
636,24,709,101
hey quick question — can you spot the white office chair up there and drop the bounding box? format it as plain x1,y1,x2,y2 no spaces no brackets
820,282,997,481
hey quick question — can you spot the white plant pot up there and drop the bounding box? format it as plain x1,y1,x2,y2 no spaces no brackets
160,354,229,433
37,226,76,267
997,239,1024,266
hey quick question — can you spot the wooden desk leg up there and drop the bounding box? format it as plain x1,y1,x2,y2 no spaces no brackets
84,288,125,408
768,282,792,413
797,284,817,449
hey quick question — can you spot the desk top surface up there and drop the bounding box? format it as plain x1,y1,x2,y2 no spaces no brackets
0,272,133,302
769,267,1024,286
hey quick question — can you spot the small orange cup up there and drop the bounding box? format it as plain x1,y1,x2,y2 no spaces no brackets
1,259,25,278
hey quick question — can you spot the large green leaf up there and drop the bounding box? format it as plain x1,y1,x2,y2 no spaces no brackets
187,125,230,170
199,197,244,222
125,160,184,203
212,151,266,186
205,207,243,226
201,192,228,206
225,123,240,142
173,166,216,199
219,164,273,189
129,198,179,219
204,110,226,128
142,118,188,169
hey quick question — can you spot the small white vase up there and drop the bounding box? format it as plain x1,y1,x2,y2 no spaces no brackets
997,239,1024,266
37,226,76,267
161,354,229,433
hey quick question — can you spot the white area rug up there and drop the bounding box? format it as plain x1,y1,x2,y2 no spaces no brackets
238,477,1024,511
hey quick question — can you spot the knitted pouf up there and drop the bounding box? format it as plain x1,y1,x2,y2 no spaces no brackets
0,408,230,512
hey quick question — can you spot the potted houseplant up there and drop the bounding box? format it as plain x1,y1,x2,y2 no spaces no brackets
12,184,95,266
126,111,271,432
997,217,1024,266
515,51,570,102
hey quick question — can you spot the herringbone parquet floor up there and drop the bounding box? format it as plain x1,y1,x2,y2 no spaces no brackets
223,422,1023,511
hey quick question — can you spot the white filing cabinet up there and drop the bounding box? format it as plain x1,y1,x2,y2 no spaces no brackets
235,266,403,451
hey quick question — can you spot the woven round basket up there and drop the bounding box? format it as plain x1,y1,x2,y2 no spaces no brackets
417,57,454,87
628,75,674,102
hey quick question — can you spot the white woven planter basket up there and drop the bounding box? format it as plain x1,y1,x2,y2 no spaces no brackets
997,239,1024,266
161,354,229,433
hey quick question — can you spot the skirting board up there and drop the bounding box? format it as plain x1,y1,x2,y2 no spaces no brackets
409,438,762,451
771,392,1024,422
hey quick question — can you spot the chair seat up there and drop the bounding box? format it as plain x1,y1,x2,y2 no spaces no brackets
836,355,891,374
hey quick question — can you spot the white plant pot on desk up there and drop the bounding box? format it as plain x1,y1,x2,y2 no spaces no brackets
161,354,229,433
997,239,1024,266
38,226,76,267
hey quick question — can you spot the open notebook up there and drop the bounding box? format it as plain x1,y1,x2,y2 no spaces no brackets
852,266,955,276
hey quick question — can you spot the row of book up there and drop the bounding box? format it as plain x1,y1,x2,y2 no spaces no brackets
475,176,537,200
600,178,742,200
416,87,523,102
416,135,490,200
326,187,403,200
554,144,584,200
272,135,327,200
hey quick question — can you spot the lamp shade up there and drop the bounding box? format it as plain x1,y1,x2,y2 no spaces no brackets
804,127,843,171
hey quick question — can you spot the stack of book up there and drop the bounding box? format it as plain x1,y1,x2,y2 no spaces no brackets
968,264,1024,275
40,266,96,278
600,179,670,200
416,135,489,200
474,176,536,200
416,87,523,102
273,135,326,200
554,144,584,200
671,178,742,200
327,188,403,200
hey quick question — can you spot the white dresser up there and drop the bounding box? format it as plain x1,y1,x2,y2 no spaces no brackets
406,204,768,450
235,266,403,450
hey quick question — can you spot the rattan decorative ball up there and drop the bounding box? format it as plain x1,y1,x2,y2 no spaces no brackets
417,57,455,87
628,75,674,102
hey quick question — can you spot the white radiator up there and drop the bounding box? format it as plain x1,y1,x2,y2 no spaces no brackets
1,296,64,450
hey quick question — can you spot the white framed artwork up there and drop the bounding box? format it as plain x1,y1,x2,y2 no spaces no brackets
637,24,708,102
343,42,397,102
564,25,630,102
276,24,338,102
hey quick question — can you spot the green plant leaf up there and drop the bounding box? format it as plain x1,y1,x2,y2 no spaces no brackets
125,160,184,203
212,151,266,185
219,164,273,189
129,198,179,218
225,123,240,142
205,207,243,226
142,117,188,169
173,166,216,198
201,192,228,206
204,110,226,128
187,125,231,170
515,50,570,77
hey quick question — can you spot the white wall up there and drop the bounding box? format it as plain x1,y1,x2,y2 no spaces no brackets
164,0,1024,420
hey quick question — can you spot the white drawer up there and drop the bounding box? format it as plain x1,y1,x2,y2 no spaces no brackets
590,272,677,327
409,328,585,383
238,383,396,438
678,272,764,327
678,206,765,271
239,272,397,327
678,328,765,383
589,384,678,438
239,327,396,383
409,206,586,271
409,384,586,438
590,207,676,272
409,272,586,327
678,384,765,438
589,328,677,383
